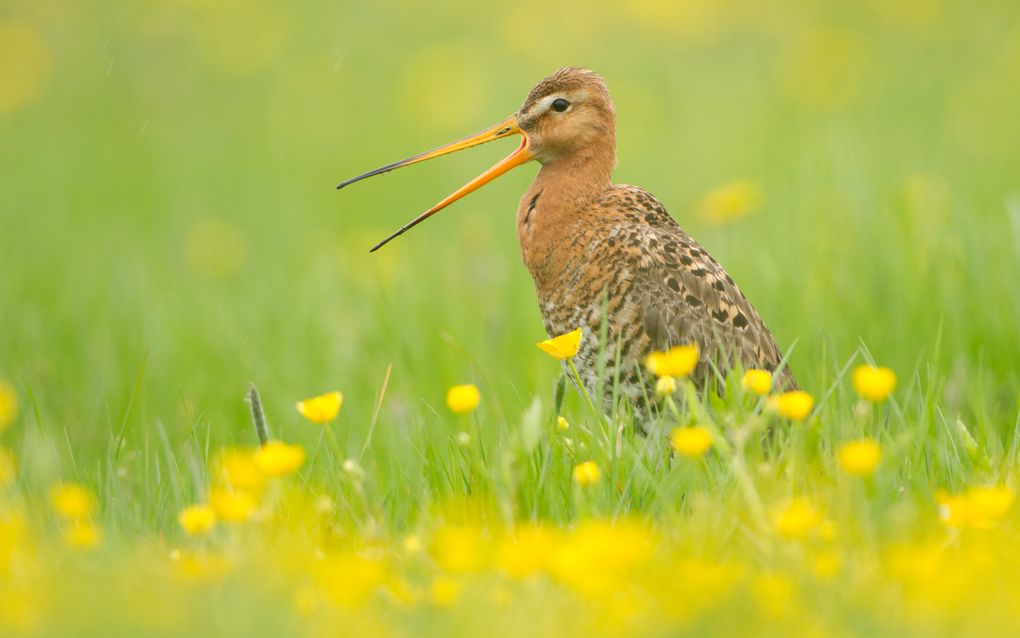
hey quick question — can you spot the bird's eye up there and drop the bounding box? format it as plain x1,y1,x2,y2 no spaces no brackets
550,98,570,112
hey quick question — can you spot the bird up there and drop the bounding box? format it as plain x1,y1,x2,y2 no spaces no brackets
337,67,796,411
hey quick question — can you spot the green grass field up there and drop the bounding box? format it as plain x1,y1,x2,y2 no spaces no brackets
2,0,1020,635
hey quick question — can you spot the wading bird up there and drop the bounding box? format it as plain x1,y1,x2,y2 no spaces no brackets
338,67,795,409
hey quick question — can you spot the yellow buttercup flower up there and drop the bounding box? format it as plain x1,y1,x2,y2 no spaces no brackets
837,438,882,476
556,416,570,432
698,180,762,225
536,328,582,360
178,504,217,536
938,486,1014,529
209,487,258,523
295,391,343,424
0,23,52,116
655,375,677,397
496,524,561,579
254,441,306,477
645,344,699,378
741,369,773,396
62,519,101,550
432,525,486,573
670,426,713,458
0,381,17,431
430,576,463,607
0,446,15,487
212,448,267,492
446,384,481,414
968,486,1014,521
770,390,814,421
851,365,896,402
49,483,97,520
773,497,825,540
572,461,601,487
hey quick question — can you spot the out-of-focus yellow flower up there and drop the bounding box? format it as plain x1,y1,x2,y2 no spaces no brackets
170,548,232,584
752,572,796,618
62,519,101,550
837,438,882,476
0,23,52,116
968,486,1014,519
550,519,656,597
556,416,570,432
670,426,713,458
781,28,868,110
645,344,699,378
254,441,306,477
773,498,825,540
741,369,773,396
698,180,762,225
572,461,601,487
430,576,462,607
0,446,15,487
0,381,17,431
403,534,423,555
316,552,389,608
178,505,216,536
937,486,1014,529
293,585,320,617
496,525,560,579
212,448,267,492
655,375,677,397
770,390,814,421
446,384,480,415
49,483,97,520
812,549,843,580
209,487,258,523
536,328,582,360
852,365,897,402
432,525,486,573
295,391,343,424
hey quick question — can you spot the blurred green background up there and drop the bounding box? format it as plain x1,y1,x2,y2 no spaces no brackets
1,0,1018,461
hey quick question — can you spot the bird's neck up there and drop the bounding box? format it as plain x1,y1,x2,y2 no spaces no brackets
517,141,616,286
531,142,615,206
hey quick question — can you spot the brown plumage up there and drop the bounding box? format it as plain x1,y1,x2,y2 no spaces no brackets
338,67,795,410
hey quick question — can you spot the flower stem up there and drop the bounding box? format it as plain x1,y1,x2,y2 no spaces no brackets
567,359,597,414
323,421,345,463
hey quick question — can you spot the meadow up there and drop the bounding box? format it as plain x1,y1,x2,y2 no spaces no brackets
1,0,1020,635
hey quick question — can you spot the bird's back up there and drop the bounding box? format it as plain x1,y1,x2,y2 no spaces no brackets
526,184,795,407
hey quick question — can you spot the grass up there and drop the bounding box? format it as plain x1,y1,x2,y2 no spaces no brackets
2,0,1020,635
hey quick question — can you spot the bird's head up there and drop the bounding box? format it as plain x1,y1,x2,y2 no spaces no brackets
337,67,614,251
517,67,616,164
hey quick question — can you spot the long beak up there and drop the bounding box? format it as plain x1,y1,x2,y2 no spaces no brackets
336,115,534,252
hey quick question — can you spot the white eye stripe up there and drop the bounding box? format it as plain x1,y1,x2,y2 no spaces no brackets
521,92,583,121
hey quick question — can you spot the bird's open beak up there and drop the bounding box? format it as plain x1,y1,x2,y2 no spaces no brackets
336,114,534,252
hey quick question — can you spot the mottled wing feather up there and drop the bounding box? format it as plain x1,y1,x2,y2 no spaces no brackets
601,186,795,389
